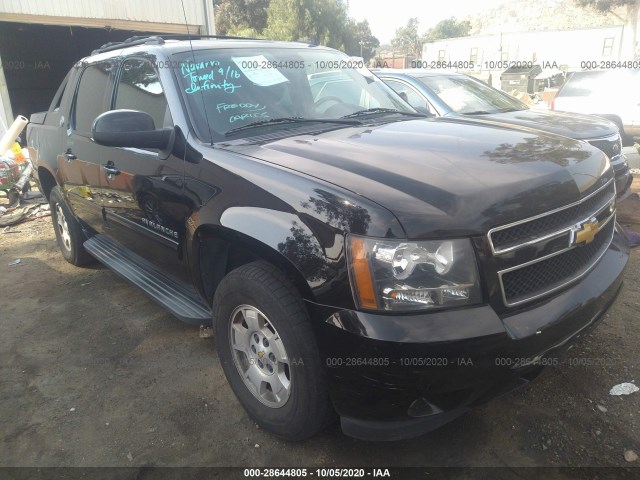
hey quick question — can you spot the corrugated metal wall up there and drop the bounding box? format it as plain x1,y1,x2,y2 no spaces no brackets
0,0,208,26
0,0,215,129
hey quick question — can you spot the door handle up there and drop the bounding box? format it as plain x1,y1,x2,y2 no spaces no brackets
64,150,76,162
102,164,121,177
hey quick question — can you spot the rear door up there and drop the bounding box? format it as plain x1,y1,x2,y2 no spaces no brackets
61,61,115,233
100,57,190,282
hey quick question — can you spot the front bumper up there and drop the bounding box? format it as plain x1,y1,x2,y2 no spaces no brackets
307,226,629,441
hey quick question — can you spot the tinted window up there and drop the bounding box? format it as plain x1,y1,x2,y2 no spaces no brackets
49,71,70,112
115,59,171,128
74,63,112,133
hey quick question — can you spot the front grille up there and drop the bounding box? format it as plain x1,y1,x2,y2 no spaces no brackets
587,134,622,161
489,177,617,307
500,218,614,305
490,179,615,252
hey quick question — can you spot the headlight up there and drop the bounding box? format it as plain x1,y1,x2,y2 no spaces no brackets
347,236,481,311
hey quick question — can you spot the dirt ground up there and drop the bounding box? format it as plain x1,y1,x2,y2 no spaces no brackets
1,184,639,477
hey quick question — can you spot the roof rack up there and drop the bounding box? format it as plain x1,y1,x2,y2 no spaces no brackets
91,34,260,55
92,36,165,55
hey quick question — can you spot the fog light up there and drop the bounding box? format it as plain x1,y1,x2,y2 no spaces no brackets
384,285,471,308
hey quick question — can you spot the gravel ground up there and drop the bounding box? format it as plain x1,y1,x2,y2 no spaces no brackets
1,188,639,479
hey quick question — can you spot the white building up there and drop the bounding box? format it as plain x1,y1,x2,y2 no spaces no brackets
422,25,638,87
0,0,216,129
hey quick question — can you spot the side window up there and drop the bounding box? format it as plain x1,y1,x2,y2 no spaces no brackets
49,72,70,112
74,63,112,134
470,47,478,63
602,37,614,57
385,80,429,112
115,59,171,129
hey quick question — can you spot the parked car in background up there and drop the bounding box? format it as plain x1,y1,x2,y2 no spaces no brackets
377,70,632,197
552,69,640,146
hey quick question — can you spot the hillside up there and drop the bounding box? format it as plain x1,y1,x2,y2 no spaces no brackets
467,0,627,35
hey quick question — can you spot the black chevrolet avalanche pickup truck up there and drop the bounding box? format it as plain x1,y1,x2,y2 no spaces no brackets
27,36,629,441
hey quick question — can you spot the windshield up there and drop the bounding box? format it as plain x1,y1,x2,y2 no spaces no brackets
417,75,526,114
172,47,414,141
559,70,638,98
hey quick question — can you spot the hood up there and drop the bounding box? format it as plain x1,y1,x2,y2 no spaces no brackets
224,117,612,238
469,109,617,140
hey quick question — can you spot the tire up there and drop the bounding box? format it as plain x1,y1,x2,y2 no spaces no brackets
50,186,93,266
213,261,335,441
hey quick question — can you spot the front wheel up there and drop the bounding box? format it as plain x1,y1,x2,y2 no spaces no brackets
213,261,335,441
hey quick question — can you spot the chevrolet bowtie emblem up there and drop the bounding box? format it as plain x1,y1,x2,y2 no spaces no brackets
574,219,600,245
258,351,265,359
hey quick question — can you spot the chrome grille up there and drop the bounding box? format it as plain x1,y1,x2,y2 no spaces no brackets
489,179,615,253
489,178,616,307
500,217,614,305
587,134,622,161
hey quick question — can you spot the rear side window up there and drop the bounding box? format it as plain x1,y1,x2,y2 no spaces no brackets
74,63,112,133
114,59,171,129
49,71,70,112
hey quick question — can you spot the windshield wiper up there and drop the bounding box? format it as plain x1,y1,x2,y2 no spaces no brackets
463,108,521,115
341,108,428,119
225,117,360,136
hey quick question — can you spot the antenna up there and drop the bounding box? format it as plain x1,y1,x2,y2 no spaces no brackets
180,0,215,145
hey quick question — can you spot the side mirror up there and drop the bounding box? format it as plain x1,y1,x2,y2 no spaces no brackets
92,110,173,150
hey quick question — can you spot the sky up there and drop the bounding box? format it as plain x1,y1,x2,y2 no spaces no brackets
347,0,508,44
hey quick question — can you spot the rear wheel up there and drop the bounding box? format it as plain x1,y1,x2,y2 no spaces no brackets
50,186,93,266
213,261,335,441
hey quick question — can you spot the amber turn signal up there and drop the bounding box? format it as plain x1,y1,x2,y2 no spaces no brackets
350,237,378,309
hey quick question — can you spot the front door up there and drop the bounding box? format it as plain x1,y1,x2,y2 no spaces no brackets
100,58,190,283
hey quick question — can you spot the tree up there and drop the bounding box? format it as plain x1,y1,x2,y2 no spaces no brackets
213,0,381,57
264,0,352,49
214,0,269,36
391,18,422,57
576,0,639,59
390,17,472,59
424,17,472,41
344,20,380,61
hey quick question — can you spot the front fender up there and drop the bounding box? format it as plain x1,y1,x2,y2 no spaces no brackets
183,147,406,309
220,206,349,305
